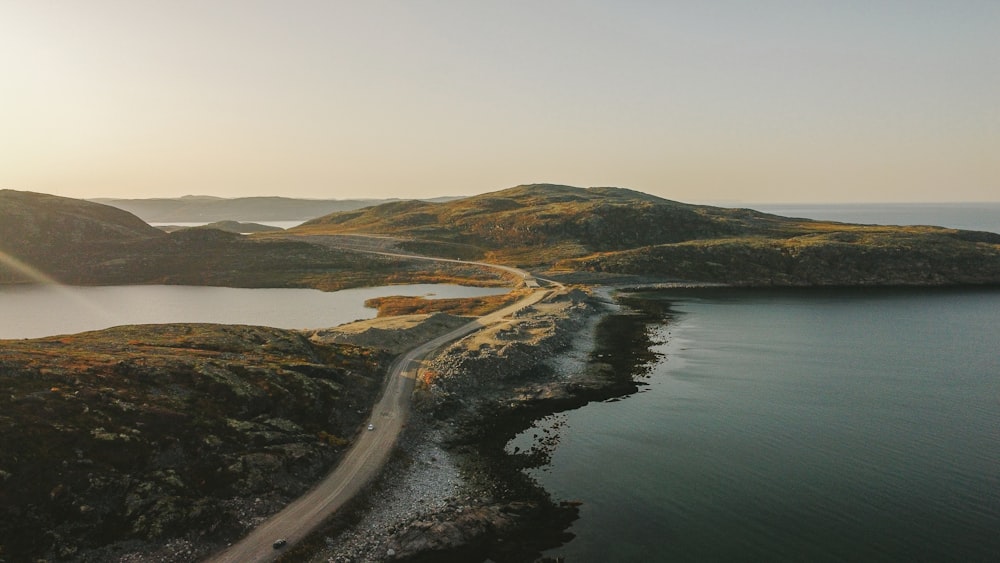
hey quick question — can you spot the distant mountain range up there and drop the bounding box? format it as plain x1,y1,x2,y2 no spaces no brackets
89,195,460,223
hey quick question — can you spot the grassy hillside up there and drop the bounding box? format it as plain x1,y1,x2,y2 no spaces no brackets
293,184,1000,286
0,324,387,561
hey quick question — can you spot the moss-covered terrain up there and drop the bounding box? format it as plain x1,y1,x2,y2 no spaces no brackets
0,323,389,561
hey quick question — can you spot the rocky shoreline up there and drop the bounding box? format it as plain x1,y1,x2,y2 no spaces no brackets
0,286,659,562
300,286,662,562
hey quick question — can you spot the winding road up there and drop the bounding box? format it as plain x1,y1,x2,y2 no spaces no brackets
208,244,552,562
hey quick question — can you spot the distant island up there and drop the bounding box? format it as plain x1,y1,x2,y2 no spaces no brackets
154,220,285,234
90,194,461,223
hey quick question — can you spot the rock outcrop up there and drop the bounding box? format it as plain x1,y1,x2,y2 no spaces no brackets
418,288,629,429
0,324,388,561
384,500,579,562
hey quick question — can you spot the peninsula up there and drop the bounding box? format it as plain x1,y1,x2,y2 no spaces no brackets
1,184,999,561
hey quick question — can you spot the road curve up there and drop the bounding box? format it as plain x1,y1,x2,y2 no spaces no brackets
207,253,550,562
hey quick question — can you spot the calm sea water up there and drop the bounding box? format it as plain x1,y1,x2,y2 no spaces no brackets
533,290,1000,562
517,200,1000,562
751,202,1000,234
526,288,1000,562
0,283,506,339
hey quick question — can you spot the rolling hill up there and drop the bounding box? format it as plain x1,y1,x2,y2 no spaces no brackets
1,190,165,254
6,186,999,287
293,184,1000,286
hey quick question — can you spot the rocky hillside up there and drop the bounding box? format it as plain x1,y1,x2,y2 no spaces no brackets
293,184,1000,286
0,323,388,562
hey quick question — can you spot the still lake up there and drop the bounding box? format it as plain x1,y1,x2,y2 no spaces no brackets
527,288,1000,562
0,283,507,340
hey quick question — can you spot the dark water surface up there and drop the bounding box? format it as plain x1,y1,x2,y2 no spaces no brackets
526,288,1000,562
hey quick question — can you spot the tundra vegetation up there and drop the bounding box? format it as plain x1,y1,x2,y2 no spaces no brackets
5,185,999,289
294,184,1000,286
1,184,998,560
0,324,388,561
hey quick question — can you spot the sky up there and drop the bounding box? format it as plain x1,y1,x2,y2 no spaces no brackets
1,1,997,203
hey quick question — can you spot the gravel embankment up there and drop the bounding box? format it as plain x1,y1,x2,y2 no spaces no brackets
308,287,622,562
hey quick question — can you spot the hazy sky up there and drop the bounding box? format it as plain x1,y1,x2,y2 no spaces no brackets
2,1,997,203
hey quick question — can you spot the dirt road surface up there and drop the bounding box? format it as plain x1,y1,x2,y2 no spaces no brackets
207,258,550,562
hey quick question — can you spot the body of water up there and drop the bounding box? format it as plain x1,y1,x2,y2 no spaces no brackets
524,288,1000,561
750,202,1000,234
0,283,506,339
149,220,305,230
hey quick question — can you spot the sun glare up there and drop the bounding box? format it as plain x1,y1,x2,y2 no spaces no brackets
0,250,60,285
0,250,116,327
